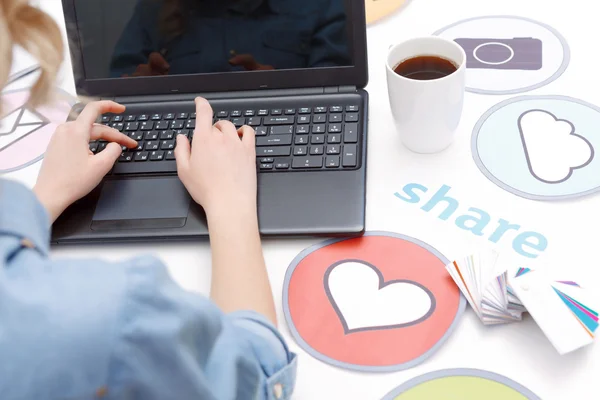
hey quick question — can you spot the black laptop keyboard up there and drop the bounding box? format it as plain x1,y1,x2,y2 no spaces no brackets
94,104,361,175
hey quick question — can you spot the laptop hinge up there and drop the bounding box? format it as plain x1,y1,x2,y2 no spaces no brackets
323,85,357,94
339,85,357,93
114,87,326,104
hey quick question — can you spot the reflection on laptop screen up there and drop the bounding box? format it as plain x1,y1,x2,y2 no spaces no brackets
73,0,353,80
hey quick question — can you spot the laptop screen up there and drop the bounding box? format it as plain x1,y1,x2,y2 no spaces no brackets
73,0,353,81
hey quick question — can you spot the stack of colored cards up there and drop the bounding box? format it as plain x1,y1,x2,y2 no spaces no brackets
511,268,599,355
446,251,599,355
446,250,524,325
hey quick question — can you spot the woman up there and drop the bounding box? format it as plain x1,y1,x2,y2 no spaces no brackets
0,1,296,399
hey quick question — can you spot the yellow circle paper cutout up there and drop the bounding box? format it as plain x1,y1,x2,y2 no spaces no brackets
366,0,408,25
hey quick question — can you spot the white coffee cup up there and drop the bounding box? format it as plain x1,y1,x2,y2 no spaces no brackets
386,36,467,153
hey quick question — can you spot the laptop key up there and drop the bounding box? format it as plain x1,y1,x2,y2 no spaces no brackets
270,126,294,135
328,134,341,144
330,106,343,113
151,114,162,120
89,142,98,153
177,113,188,119
259,163,273,170
111,115,123,122
256,147,291,157
275,161,290,169
150,151,165,161
114,161,177,174
98,142,107,152
217,111,229,118
125,115,137,122
140,121,154,131
292,156,323,169
161,140,175,150
156,120,169,130
270,109,282,115
328,124,342,133
128,132,142,142
298,115,310,124
312,125,325,133
310,145,324,155
345,113,359,122
314,107,327,114
344,123,358,143
145,141,159,151
313,114,326,123
101,116,111,123
299,107,311,114
231,110,242,117
264,116,294,125
285,108,296,115
326,145,341,154
244,110,255,116
311,134,325,144
326,156,340,168
125,122,139,131
342,145,357,167
118,152,133,162
346,105,359,112
231,118,246,127
260,158,274,163
293,146,307,156
134,151,149,161
257,135,292,146
258,109,269,116
295,136,308,145
159,130,174,140
296,125,309,134
247,117,262,126
329,114,342,122
171,121,184,129
165,113,175,120
134,142,144,151
138,114,149,121
255,127,268,136
111,122,124,131
186,120,195,129
144,131,158,140
165,150,176,160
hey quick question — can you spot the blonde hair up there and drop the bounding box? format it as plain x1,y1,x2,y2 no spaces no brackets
0,0,64,113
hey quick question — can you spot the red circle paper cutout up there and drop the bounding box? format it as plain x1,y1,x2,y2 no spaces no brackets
283,231,465,372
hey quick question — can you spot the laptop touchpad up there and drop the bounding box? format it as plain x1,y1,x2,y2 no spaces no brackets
91,177,191,231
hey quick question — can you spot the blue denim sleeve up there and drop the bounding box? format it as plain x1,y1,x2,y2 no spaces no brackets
0,179,297,400
0,179,50,255
110,259,297,400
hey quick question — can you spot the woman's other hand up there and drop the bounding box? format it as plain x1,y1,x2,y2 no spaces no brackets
175,97,257,216
175,98,276,324
33,101,137,222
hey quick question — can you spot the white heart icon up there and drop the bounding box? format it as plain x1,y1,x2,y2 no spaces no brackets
325,260,436,333
519,109,594,183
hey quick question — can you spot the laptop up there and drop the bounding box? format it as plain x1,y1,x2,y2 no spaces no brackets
52,0,369,244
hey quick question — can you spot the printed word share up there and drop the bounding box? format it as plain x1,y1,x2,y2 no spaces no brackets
395,183,548,259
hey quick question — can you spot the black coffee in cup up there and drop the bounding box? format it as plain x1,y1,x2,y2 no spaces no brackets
393,55,458,80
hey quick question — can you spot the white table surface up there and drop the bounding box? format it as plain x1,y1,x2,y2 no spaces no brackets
6,0,600,398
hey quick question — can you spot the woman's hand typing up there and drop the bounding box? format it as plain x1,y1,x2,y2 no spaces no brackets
33,101,137,222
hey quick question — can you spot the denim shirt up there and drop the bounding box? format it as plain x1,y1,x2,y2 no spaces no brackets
0,179,297,400
109,0,350,77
